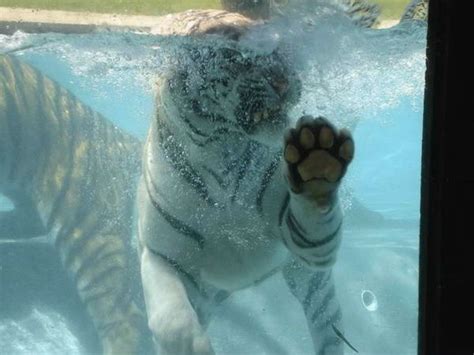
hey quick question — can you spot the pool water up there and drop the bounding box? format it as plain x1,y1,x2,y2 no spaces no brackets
0,11,426,355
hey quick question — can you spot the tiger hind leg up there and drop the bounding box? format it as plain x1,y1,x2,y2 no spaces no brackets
58,230,150,355
100,303,151,355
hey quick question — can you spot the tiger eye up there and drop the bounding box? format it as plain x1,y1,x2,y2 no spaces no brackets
271,78,289,96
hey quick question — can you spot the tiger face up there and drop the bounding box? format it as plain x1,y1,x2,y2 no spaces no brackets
162,38,302,146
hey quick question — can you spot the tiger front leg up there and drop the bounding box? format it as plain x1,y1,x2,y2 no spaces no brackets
281,115,354,268
140,246,214,355
281,116,354,354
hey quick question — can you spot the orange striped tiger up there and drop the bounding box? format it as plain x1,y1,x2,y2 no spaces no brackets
0,53,150,355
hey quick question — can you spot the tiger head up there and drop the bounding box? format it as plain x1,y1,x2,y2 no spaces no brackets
161,30,302,147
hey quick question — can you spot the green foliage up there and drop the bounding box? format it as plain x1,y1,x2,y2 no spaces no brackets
0,0,222,15
0,0,411,19
372,0,412,19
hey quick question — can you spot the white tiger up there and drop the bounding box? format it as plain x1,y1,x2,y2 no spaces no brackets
137,16,355,355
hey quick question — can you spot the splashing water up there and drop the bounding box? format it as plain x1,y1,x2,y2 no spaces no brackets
0,11,426,130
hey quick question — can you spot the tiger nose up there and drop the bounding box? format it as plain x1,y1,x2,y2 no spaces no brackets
271,78,289,97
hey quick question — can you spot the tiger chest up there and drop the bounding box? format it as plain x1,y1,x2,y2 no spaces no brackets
151,126,289,289
197,208,288,291
184,138,286,290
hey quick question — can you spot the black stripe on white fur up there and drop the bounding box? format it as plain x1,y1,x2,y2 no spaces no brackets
157,125,217,206
147,248,203,296
283,265,343,355
281,198,342,268
144,166,206,249
256,152,282,214
230,142,254,202
303,271,331,312
278,192,291,226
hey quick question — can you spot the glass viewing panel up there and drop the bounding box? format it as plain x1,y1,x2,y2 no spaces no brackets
0,0,427,354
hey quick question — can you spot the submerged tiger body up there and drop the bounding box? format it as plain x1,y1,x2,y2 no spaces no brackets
137,11,355,355
0,53,150,354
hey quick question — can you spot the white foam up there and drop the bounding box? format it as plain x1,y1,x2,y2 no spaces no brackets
0,308,82,355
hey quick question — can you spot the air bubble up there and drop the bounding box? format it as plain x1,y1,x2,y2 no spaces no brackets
0,195,14,212
361,289,378,312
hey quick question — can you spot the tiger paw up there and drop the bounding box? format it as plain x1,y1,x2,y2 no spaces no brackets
283,115,354,206
149,307,214,355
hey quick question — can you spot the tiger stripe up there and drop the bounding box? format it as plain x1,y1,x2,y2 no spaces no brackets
158,124,218,206
286,209,342,250
190,127,234,147
279,193,343,269
284,265,344,355
62,223,105,271
401,0,428,22
73,243,119,284
147,195,206,249
0,53,151,355
202,165,227,188
144,164,206,249
256,152,281,213
230,142,254,202
148,248,203,294
303,272,331,311
278,192,291,225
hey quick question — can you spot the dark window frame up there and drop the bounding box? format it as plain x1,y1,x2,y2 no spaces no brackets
419,1,473,354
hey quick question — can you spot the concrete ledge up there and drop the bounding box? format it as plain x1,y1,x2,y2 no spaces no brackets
0,7,162,34
0,21,99,35
0,7,163,27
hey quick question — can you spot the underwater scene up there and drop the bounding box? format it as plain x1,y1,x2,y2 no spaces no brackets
0,1,427,354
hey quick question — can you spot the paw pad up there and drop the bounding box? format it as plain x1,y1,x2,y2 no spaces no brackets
283,115,354,193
